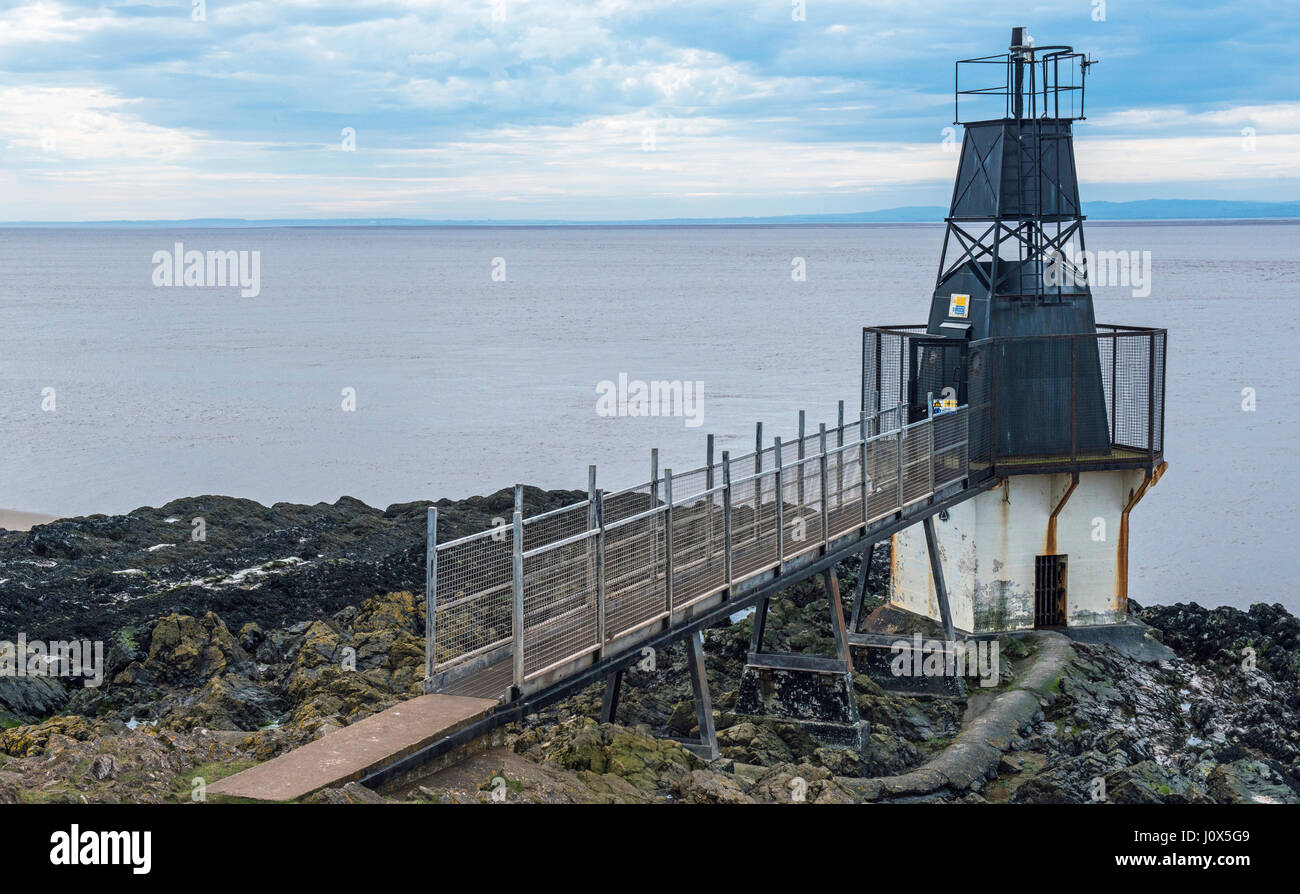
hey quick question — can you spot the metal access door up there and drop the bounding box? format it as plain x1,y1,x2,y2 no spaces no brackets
907,338,968,423
1034,554,1068,628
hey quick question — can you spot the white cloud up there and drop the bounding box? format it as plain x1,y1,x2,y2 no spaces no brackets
0,1,113,47
1091,102,1300,133
1078,133,1300,184
0,87,196,160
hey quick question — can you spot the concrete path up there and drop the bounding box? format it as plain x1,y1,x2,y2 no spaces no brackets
208,694,496,802
849,631,1073,801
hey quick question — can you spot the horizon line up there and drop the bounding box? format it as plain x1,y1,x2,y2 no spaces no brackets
4,197,1299,228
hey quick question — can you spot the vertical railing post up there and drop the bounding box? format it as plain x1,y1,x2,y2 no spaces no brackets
989,350,1000,476
1110,332,1119,445
594,490,606,653
896,425,905,513
926,391,936,498
651,448,659,502
1070,337,1079,465
819,423,830,547
424,507,437,689
754,422,763,545
962,404,971,483
774,438,785,567
860,415,870,527
650,447,660,580
511,485,524,696
797,410,806,508
836,400,846,503
1146,333,1156,462
663,469,675,615
706,433,715,561
587,464,597,591
722,450,733,592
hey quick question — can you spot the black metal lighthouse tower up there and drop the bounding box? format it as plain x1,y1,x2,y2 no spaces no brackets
919,27,1109,458
865,27,1166,473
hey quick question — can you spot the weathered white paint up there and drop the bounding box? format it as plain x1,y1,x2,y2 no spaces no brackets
890,470,1150,633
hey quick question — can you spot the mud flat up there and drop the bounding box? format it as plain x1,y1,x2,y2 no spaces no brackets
0,509,59,532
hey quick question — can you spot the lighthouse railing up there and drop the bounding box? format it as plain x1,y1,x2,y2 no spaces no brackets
862,323,1166,478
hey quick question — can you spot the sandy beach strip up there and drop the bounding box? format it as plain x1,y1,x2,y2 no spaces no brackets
0,508,60,531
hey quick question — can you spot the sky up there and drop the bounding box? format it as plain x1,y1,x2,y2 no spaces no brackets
1,0,1297,221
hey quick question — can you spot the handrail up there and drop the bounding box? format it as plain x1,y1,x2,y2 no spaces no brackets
427,401,981,698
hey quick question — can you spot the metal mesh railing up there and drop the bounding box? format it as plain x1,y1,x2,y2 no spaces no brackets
426,400,982,696
602,480,657,524
827,442,866,539
862,325,927,420
669,484,728,610
522,529,599,677
781,454,824,559
603,506,668,640
901,422,932,506
522,501,590,553
932,409,969,488
729,469,780,578
431,528,512,670
864,324,1166,475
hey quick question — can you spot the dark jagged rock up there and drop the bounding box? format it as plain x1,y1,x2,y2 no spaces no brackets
0,488,583,645
2,496,1299,803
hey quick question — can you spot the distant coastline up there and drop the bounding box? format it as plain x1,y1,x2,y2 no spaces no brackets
4,199,1298,228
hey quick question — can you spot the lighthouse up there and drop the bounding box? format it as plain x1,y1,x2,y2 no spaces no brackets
864,28,1167,633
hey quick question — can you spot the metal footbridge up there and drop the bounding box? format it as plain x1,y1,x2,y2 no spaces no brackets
423,400,984,699
324,396,995,780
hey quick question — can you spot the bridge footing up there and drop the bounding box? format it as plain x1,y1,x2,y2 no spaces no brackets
736,653,868,749
735,567,868,749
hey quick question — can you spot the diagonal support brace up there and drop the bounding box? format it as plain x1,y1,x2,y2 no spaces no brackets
599,669,623,724
682,629,719,760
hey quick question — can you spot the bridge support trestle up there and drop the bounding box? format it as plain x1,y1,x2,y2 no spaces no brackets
736,566,869,750
848,542,876,634
679,629,720,760
598,631,719,760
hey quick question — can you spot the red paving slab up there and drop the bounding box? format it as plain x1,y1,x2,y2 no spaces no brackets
207,693,496,801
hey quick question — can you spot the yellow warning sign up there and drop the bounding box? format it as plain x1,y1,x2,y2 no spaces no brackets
932,397,958,415
948,293,970,318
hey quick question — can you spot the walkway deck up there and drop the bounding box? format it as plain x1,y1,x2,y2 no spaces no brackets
207,694,495,801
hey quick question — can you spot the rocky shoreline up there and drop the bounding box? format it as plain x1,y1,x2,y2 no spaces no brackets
2,493,1298,804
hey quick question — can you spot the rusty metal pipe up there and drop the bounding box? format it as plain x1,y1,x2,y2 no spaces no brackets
1045,472,1079,555
1117,462,1167,614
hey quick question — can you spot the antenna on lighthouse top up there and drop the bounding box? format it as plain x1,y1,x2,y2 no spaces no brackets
1010,26,1031,118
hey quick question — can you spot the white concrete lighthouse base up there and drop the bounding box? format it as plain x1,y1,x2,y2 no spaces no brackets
889,470,1154,634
